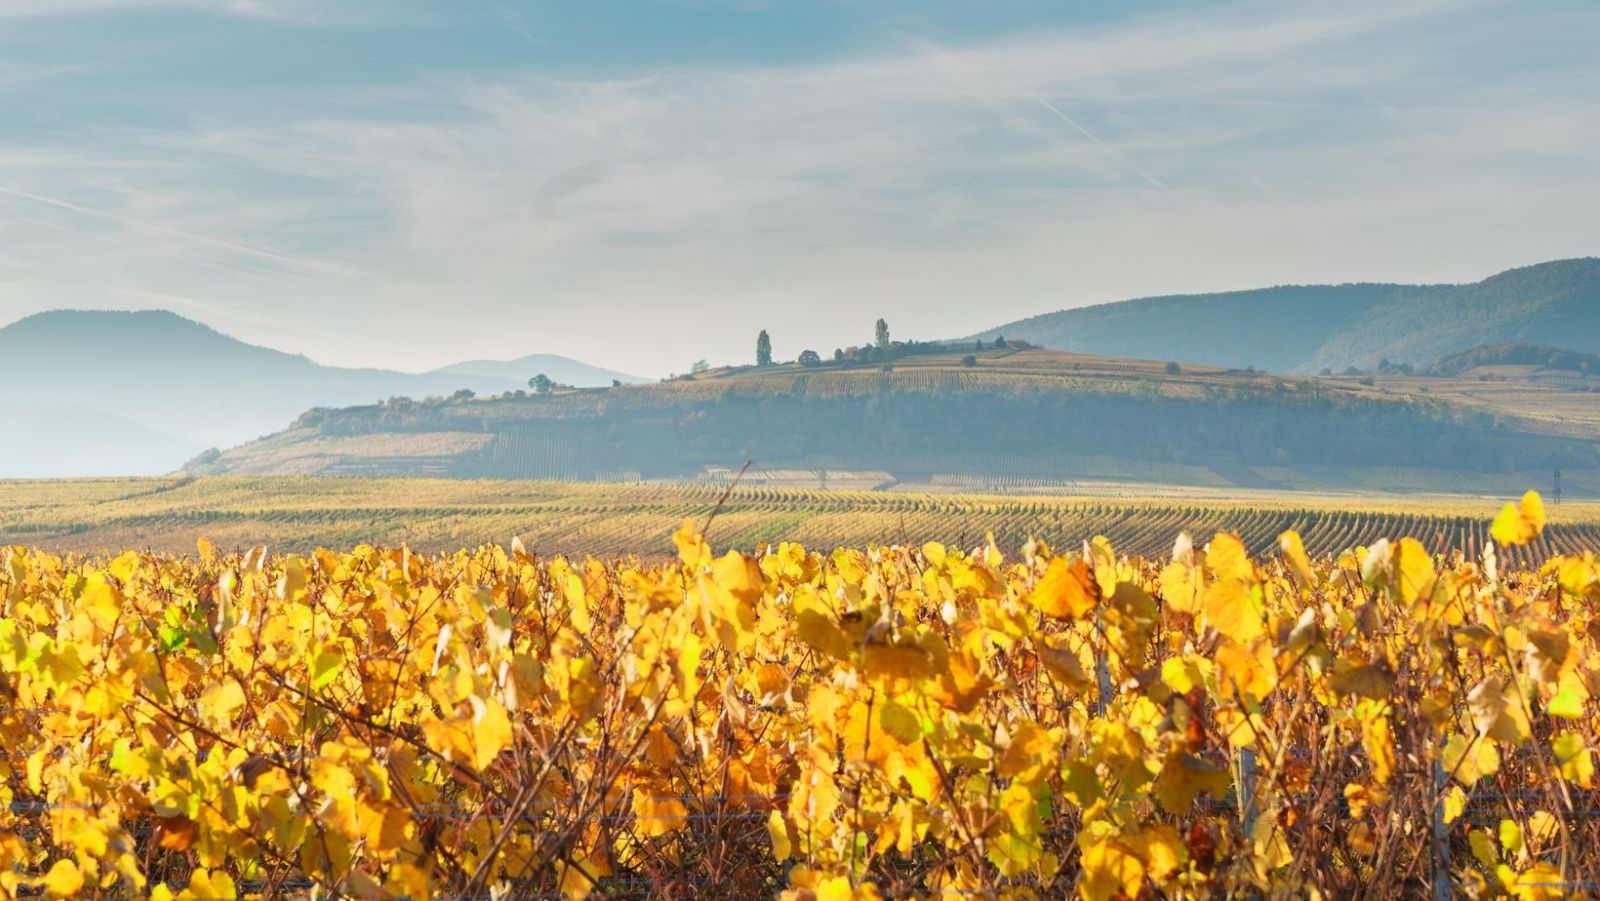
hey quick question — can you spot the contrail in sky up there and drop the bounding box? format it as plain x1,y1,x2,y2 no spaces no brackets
1032,95,1175,196
0,185,368,276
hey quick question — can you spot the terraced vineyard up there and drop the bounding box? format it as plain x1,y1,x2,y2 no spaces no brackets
484,425,585,479
3,477,1598,568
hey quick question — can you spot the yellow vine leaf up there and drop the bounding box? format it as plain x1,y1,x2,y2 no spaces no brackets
1205,533,1252,583
1491,491,1546,547
1502,863,1565,901
1356,700,1396,784
633,790,689,838
43,859,83,900
1329,657,1395,700
1467,676,1531,745
1034,634,1091,692
1391,537,1437,610
471,697,514,771
1547,673,1588,719
1499,818,1523,855
1443,733,1500,786
1127,824,1185,880
1158,560,1199,613
1078,837,1145,901
1278,530,1315,586
794,590,851,661
1215,639,1275,702
1554,732,1595,787
999,722,1059,787
1153,752,1229,813
1522,626,1573,683
768,811,792,862
183,869,236,901
1469,828,1498,866
1202,577,1263,644
1027,557,1097,620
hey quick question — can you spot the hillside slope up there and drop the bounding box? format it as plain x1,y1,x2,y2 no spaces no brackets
975,258,1600,374
1305,259,1600,372
0,310,629,477
194,347,1600,495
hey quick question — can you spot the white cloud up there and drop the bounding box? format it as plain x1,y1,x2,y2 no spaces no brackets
0,0,382,20
0,0,1596,376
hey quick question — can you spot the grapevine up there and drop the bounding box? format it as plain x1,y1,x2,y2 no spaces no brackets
0,493,1597,898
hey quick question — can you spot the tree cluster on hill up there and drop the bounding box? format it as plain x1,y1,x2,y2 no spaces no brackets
742,321,1026,371
528,373,574,394
1426,342,1600,376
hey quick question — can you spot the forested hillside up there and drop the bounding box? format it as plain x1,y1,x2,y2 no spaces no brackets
976,258,1600,374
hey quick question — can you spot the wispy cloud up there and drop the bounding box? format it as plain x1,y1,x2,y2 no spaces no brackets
0,0,353,20
1031,95,1175,195
0,0,1595,375
0,185,361,277
116,285,289,328
494,7,549,49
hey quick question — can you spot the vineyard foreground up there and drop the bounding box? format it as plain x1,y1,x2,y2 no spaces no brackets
2,492,1598,898
4,476,1600,566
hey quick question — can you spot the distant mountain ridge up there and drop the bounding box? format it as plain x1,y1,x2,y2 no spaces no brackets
0,309,640,476
973,258,1600,374
432,354,643,387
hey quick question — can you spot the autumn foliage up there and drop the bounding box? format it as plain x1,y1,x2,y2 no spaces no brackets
2,492,1599,898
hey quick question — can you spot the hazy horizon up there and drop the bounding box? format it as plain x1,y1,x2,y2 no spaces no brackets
1,0,1597,377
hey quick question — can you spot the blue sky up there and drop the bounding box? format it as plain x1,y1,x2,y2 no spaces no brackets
0,0,1596,376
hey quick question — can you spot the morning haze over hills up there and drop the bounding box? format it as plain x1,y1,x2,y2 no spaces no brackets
8,257,1595,489
0,309,642,477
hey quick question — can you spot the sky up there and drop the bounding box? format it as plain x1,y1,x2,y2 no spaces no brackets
0,0,1596,378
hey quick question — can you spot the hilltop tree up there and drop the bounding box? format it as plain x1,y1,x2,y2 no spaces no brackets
874,319,890,350
798,349,821,367
528,373,554,394
756,330,773,366
691,359,710,374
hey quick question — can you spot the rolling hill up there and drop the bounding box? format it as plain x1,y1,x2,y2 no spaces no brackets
191,346,1600,496
0,309,639,477
974,258,1600,374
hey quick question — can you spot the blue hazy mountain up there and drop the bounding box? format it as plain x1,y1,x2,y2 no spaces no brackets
0,309,636,476
431,355,643,387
